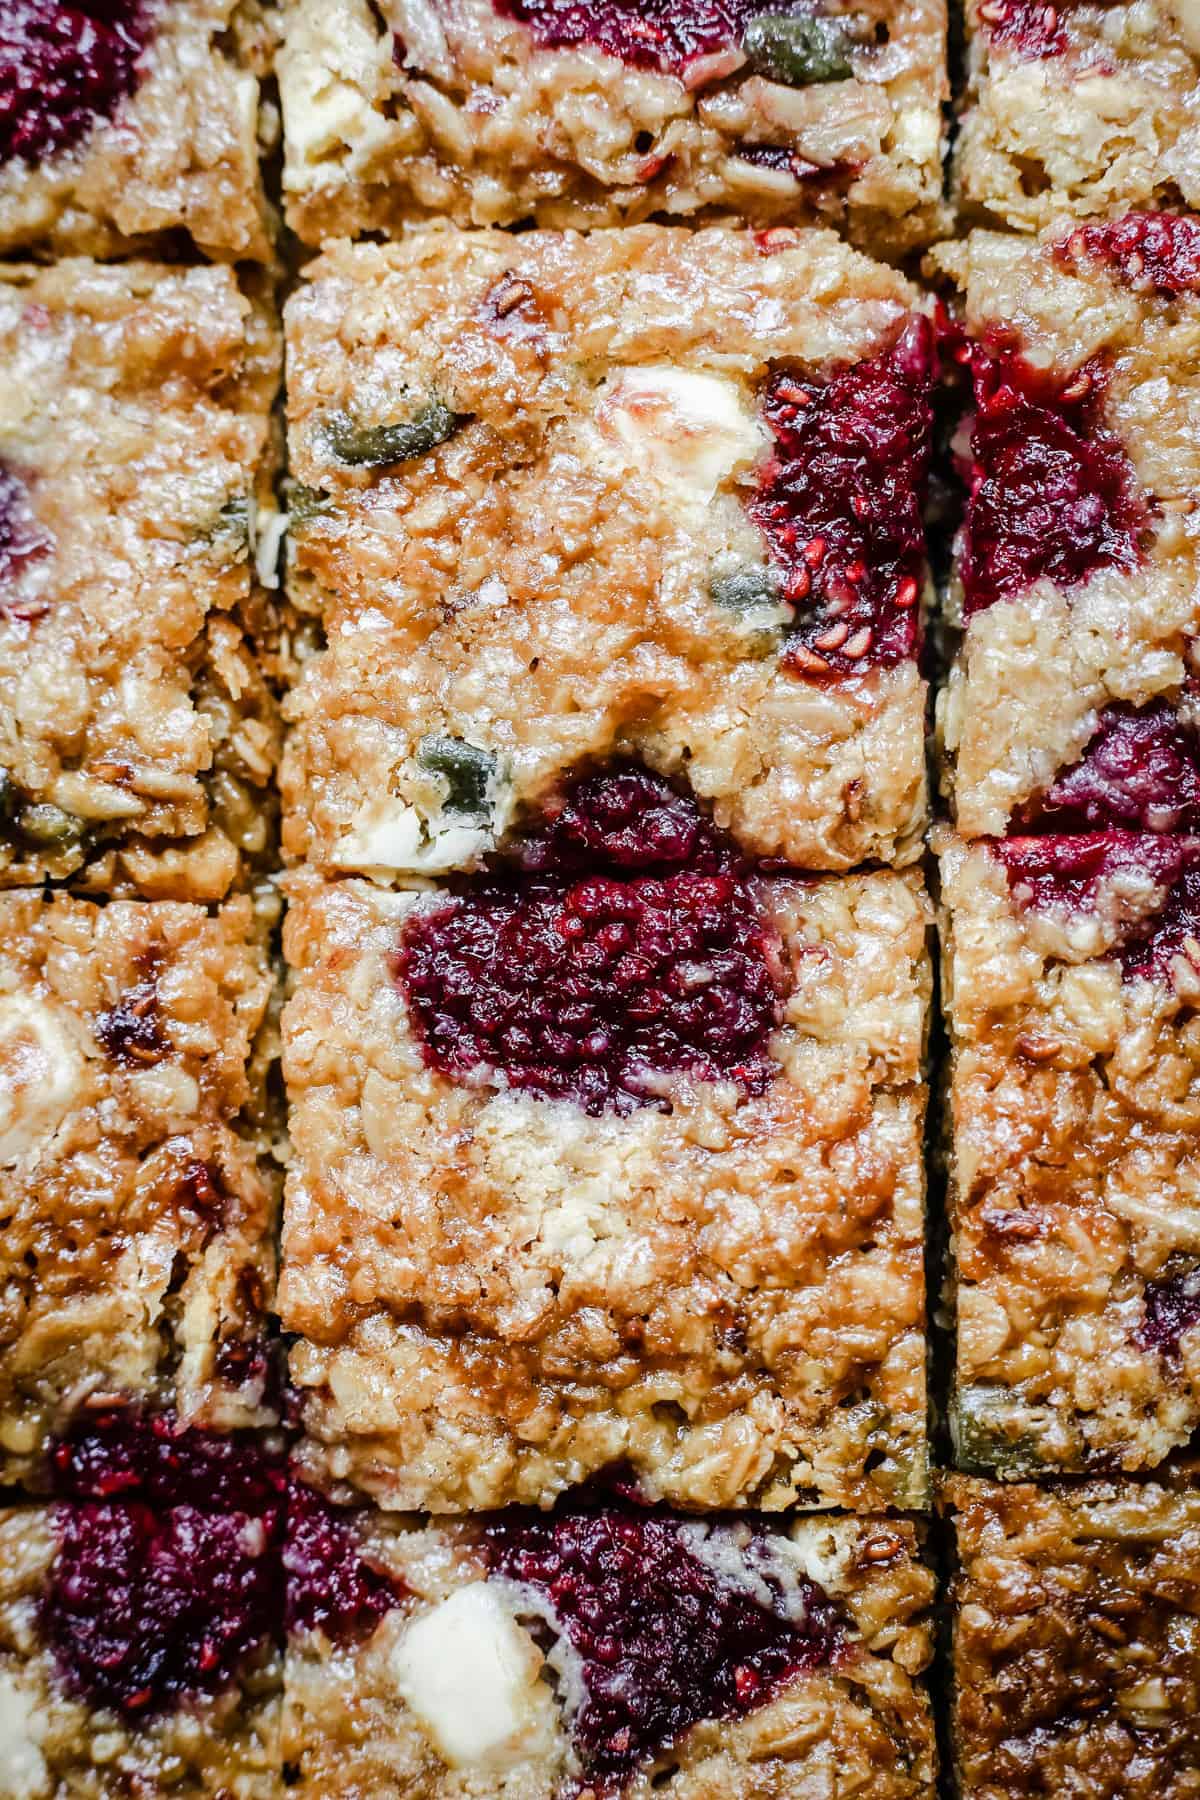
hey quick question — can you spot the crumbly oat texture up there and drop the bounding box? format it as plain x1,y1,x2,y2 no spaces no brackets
0,889,279,1489
934,225,1200,840
0,259,283,900
282,227,932,878
0,0,275,261
284,1503,936,1799
278,0,946,254
954,0,1200,234
280,864,930,1514
940,833,1200,1476
945,1475,1200,1799
0,1505,281,1800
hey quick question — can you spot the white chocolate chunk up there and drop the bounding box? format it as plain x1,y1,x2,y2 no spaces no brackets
593,365,769,512
0,993,84,1168
333,796,493,877
391,1584,552,1770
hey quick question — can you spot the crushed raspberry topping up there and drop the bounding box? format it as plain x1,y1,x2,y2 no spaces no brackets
48,1406,286,1513
41,1409,284,1718
729,142,845,183
481,1496,842,1794
490,0,815,79
1057,213,1200,296
398,769,783,1117
749,315,935,677
519,766,716,873
1017,700,1200,835
995,833,1200,987
976,0,1075,58
96,974,165,1065
284,1482,406,1644
1136,1267,1200,1360
0,462,50,590
1119,856,1200,986
43,1499,281,1719
995,831,1183,916
0,2,154,168
955,338,1143,617
176,1159,232,1234
213,1333,275,1394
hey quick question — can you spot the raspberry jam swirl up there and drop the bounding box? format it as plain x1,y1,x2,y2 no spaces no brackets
750,316,935,676
42,1410,285,1718
953,336,1143,618
397,768,784,1116
481,1493,844,1792
0,2,154,168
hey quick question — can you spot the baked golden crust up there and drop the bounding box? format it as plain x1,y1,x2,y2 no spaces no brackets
279,865,930,1514
278,0,947,254
0,260,283,900
0,890,279,1490
284,1507,936,1799
954,0,1200,234
933,226,1200,841
282,227,930,877
0,1506,281,1800
945,1475,1200,1800
0,0,275,261
940,834,1200,1475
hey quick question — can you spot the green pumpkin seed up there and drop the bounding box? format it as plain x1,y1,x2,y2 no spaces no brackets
952,1388,1043,1477
711,567,783,613
418,737,495,817
742,13,856,84
322,397,464,468
287,483,333,528
18,802,85,847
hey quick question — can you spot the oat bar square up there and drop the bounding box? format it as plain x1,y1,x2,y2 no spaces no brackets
278,0,946,253
280,776,931,1513
283,1486,936,1798
282,226,936,879
0,0,275,261
0,259,282,900
0,889,279,1489
945,1474,1200,1800
941,830,1200,1475
934,221,1200,842
954,0,1200,234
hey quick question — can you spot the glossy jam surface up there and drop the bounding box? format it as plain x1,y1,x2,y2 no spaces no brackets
48,1407,285,1513
284,1482,406,1643
728,142,850,183
1119,858,1200,986
493,0,798,77
174,1159,232,1234
0,2,153,167
43,1499,280,1718
750,315,934,675
957,341,1142,617
978,0,1084,58
481,1498,841,1792
398,769,782,1116
520,767,715,873
1136,1268,1200,1359
43,1411,283,1719
96,975,165,1065
1018,700,1200,835
1057,213,1200,295
995,833,1200,986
